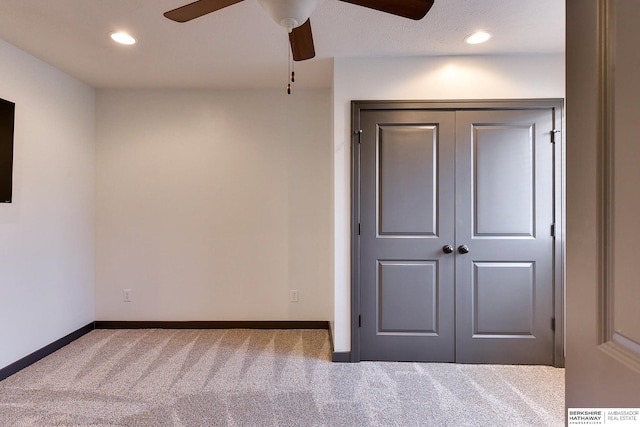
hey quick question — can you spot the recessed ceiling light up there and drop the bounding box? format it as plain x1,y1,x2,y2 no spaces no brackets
465,31,492,45
110,32,136,45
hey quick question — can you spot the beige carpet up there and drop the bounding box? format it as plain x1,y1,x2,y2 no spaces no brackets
0,329,565,426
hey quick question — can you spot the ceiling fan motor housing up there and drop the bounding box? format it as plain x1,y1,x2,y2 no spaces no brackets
257,0,319,30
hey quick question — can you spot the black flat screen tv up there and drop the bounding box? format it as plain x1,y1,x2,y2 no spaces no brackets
0,98,15,203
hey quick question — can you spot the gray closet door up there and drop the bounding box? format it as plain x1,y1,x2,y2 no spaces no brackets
359,110,456,362
357,105,556,364
454,109,555,364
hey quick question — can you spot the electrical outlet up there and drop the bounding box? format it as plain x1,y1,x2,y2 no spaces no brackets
290,290,299,302
123,289,132,302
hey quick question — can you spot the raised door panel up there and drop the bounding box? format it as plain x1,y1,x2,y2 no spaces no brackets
473,124,535,237
378,261,438,334
378,125,437,236
610,0,640,359
473,262,535,336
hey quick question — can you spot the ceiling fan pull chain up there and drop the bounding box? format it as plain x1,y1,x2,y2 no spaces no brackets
291,46,295,83
287,38,292,95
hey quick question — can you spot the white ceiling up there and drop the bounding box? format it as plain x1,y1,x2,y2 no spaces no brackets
0,0,565,89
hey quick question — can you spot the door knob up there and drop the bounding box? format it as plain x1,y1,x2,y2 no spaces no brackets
458,245,470,254
442,245,454,254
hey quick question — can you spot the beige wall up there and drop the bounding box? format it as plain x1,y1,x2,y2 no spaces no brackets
0,40,95,369
95,89,332,322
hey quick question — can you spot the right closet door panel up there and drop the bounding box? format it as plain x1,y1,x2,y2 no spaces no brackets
454,109,555,364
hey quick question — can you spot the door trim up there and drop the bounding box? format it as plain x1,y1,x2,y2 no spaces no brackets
350,99,565,366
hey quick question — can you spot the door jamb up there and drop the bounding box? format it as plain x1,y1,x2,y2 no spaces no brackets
350,99,566,367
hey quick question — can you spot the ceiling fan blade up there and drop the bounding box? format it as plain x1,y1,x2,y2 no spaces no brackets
289,19,315,61
339,0,434,20
164,0,244,23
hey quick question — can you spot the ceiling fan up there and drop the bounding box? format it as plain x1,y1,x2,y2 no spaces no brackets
163,0,435,61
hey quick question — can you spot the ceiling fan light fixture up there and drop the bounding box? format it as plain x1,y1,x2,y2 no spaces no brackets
465,31,492,45
110,32,136,45
257,0,319,30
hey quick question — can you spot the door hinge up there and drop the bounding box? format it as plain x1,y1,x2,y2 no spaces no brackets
358,315,362,327
358,223,361,235
355,129,362,143
551,317,556,331
551,223,556,239
550,129,560,143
